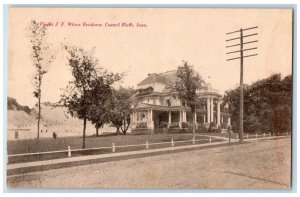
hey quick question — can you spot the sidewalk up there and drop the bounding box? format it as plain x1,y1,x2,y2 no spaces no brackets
6,135,288,176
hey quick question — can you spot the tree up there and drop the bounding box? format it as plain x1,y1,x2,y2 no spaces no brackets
28,20,55,139
172,61,205,138
7,97,31,114
223,73,292,135
60,45,120,149
109,87,135,135
87,74,122,136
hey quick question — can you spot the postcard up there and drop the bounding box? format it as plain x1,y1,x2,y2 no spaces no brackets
6,7,293,190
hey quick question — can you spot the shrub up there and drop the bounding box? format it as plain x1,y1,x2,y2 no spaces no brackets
153,128,165,134
216,127,222,133
197,123,207,130
181,122,189,128
169,122,180,129
167,128,190,134
188,122,194,129
136,122,147,129
220,123,228,129
160,122,168,128
208,122,217,132
131,129,152,135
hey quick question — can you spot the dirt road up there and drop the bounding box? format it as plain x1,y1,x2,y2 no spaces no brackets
7,137,291,189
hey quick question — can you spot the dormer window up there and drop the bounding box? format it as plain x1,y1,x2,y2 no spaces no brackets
166,99,171,107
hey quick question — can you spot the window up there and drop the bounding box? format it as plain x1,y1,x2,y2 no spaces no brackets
167,99,171,107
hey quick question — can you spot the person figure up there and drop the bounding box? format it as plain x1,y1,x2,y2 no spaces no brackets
227,124,232,143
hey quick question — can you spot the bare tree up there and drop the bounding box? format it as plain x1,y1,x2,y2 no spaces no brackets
28,20,55,139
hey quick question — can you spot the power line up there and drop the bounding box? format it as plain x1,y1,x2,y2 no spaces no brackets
226,40,258,48
226,47,258,55
225,26,258,143
226,26,258,35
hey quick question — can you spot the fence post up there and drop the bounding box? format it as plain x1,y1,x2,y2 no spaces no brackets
263,133,266,138
67,146,71,157
112,143,115,152
171,139,174,147
256,133,258,138
209,137,212,143
146,141,149,149
192,137,195,144
286,132,288,136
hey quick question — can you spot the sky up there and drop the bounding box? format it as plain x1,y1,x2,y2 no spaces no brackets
8,8,293,108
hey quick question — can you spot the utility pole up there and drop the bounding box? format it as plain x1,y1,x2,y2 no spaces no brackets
226,26,258,143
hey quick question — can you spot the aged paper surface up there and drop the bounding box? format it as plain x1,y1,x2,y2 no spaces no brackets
7,7,292,189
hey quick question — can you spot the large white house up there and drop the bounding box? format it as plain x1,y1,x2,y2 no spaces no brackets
131,70,231,133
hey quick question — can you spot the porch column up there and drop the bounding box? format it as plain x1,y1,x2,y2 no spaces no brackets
168,110,172,128
130,111,134,122
148,109,154,129
183,111,186,122
132,111,134,122
207,98,210,123
228,117,231,125
179,111,182,128
217,99,221,127
210,98,214,123
134,111,136,122
204,115,206,123
179,110,182,122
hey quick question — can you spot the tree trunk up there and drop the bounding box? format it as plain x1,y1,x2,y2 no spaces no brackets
121,118,129,135
82,117,87,149
96,127,99,136
37,81,41,158
192,111,196,139
37,82,41,140
116,126,120,135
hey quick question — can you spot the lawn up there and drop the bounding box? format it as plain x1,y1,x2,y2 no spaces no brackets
7,133,213,154
7,133,224,164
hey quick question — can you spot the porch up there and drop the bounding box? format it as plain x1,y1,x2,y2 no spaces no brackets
131,108,231,131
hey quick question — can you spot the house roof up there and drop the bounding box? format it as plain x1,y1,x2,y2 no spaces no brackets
137,71,177,86
136,70,222,97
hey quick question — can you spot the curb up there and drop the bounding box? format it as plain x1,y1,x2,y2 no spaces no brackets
7,140,231,176
7,136,289,176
